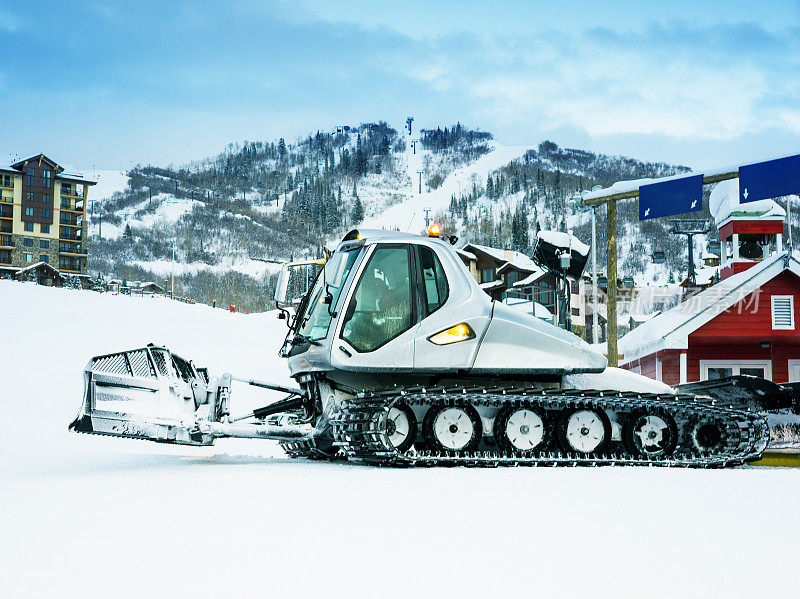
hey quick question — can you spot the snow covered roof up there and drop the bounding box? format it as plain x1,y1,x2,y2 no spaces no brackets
479,280,505,291
513,269,549,287
466,243,541,272
619,251,800,363
536,230,590,256
17,262,63,277
456,248,477,261
57,171,97,185
701,251,719,260
709,179,785,226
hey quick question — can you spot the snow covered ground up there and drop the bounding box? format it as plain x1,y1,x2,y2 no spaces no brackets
2,280,800,599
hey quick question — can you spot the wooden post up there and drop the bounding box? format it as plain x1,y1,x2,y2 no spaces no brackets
606,198,618,367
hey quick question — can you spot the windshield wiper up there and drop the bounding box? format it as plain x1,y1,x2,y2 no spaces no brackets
292,333,322,347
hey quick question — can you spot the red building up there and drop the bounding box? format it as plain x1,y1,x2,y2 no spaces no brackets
619,251,800,384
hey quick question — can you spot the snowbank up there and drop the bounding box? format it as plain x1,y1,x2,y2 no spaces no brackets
2,281,800,599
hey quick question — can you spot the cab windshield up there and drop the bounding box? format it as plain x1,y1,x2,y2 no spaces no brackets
298,247,361,341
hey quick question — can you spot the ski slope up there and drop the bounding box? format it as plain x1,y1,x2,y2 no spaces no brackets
2,281,800,599
360,127,529,234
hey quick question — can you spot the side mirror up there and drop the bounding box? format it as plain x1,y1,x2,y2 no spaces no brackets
322,294,332,305
277,311,286,320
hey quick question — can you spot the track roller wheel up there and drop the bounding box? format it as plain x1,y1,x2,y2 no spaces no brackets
423,403,482,454
691,420,724,454
494,405,547,454
384,402,417,452
558,408,611,455
623,412,677,458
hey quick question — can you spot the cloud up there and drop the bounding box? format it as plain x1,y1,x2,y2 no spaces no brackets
385,22,800,143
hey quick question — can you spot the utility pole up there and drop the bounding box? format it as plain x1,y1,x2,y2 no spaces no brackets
606,199,618,366
423,208,432,228
591,204,598,345
417,170,424,194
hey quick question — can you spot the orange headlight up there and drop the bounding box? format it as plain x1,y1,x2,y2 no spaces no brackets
428,323,475,345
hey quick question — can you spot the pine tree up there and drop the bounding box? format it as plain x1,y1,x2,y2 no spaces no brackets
351,195,364,224
124,224,133,239
278,138,287,160
486,175,493,198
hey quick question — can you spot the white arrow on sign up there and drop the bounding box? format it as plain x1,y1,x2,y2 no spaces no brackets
644,208,650,216
691,199,697,209
744,188,749,200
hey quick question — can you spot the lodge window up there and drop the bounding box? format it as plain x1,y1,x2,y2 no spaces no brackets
506,271,518,286
59,257,69,269
42,194,51,205
62,184,72,195
24,252,33,263
27,168,35,186
0,250,10,263
700,360,772,382
40,254,48,264
1,175,10,187
24,222,34,232
480,268,495,283
771,295,794,330
25,207,34,216
42,209,50,218
41,224,50,234
23,238,33,247
26,192,34,202
40,239,49,248
571,280,579,294
61,198,70,209
572,307,580,316
43,170,51,188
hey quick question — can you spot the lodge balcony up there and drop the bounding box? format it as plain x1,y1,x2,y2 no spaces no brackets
59,213,83,226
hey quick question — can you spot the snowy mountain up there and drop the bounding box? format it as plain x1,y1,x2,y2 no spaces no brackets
3,280,799,598
85,119,720,309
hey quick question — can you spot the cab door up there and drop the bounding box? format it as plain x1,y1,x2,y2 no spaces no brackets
331,244,419,372
412,244,491,372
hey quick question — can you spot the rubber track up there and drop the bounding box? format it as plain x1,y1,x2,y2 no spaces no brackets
330,385,770,468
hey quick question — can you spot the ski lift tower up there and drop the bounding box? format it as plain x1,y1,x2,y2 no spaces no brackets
406,117,414,135
670,219,711,288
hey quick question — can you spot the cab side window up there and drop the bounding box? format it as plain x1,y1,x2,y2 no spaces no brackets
419,246,449,316
341,246,413,352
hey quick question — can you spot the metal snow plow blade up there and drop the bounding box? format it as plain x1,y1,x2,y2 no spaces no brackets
69,346,217,445
70,345,317,446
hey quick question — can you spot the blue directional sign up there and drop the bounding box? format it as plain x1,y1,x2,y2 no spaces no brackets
638,174,703,221
739,154,800,204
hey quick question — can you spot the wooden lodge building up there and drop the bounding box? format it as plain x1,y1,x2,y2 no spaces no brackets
0,154,95,280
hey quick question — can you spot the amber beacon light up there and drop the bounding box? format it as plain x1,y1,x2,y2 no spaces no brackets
427,223,441,238
428,323,475,345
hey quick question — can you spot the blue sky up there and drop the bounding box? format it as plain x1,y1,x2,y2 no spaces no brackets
1,0,799,172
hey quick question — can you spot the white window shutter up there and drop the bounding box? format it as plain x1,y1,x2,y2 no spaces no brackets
771,295,794,330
